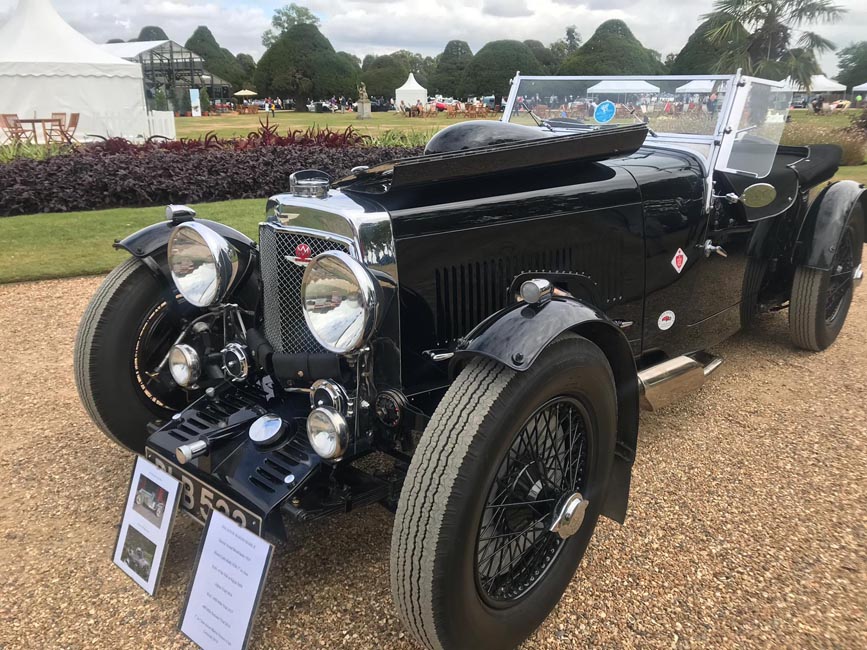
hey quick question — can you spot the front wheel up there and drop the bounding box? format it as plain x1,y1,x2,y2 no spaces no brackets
74,257,200,453
391,335,617,650
789,215,863,351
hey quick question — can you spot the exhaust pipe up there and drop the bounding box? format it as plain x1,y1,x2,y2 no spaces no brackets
638,351,722,411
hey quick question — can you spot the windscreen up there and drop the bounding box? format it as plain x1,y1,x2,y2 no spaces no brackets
506,76,734,138
717,77,793,178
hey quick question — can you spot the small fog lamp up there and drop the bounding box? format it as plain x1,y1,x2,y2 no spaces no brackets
168,344,200,387
306,407,348,459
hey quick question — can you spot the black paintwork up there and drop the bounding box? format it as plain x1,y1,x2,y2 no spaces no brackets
127,128,861,535
797,180,867,269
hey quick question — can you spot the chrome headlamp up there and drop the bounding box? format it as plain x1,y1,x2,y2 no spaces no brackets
300,251,379,354
168,222,238,307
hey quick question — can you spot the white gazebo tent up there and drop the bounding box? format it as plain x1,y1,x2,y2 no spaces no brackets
853,82,867,92
587,80,661,96
675,79,716,94
775,74,846,94
0,0,149,140
395,73,427,108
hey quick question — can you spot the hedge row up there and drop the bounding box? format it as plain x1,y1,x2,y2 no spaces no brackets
0,144,422,216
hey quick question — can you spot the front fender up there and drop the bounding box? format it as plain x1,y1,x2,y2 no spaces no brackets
796,180,866,270
115,218,257,261
452,297,615,372
452,297,638,525
114,218,259,303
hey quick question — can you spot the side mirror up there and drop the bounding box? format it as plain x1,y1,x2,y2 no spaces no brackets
740,183,777,208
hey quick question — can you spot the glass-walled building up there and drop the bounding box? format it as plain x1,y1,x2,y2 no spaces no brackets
101,40,231,111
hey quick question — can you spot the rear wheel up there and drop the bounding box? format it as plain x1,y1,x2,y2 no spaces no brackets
74,257,200,453
391,336,616,650
789,216,864,351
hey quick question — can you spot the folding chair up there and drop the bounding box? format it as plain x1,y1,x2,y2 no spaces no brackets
43,113,67,143
1,114,36,144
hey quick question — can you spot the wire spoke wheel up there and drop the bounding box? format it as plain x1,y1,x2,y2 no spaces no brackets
133,300,197,411
825,234,854,323
475,396,589,605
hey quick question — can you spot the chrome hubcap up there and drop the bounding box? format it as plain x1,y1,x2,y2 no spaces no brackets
550,491,588,539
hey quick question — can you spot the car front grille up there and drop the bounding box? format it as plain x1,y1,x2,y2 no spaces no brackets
259,225,351,353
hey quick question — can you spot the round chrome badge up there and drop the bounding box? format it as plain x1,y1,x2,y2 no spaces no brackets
249,414,285,445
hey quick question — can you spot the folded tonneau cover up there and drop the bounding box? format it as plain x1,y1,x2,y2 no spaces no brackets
336,122,649,193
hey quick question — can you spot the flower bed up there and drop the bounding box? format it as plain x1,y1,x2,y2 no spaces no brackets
0,124,422,217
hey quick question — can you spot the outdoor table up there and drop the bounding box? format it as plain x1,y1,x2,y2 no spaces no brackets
16,117,65,143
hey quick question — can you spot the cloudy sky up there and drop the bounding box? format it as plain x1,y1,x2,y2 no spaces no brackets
1,0,864,75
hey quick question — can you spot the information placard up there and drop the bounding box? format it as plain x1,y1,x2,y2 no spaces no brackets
180,510,273,650
113,456,182,595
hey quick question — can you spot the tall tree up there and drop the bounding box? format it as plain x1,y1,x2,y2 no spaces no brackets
702,0,844,88
463,40,542,100
670,18,733,74
134,26,169,42
430,40,473,96
185,26,246,89
262,4,320,48
254,23,357,108
836,41,867,90
549,25,581,70
559,20,666,75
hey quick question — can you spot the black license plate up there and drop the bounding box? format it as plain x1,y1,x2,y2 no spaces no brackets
145,449,262,535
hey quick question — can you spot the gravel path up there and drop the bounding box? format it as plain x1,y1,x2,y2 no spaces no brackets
0,273,864,649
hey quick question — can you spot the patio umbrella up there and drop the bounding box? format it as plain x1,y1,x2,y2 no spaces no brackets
233,89,257,97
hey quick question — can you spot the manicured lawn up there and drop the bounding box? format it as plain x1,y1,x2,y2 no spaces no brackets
175,110,474,140
1,164,863,285
0,199,263,284
176,107,862,140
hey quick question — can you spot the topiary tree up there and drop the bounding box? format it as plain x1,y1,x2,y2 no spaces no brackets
462,40,542,100
429,40,473,97
154,88,168,111
235,53,257,89
179,89,192,115
135,26,169,42
254,23,357,109
199,88,211,113
670,18,736,75
362,54,411,98
185,26,246,90
559,20,666,75
523,40,556,74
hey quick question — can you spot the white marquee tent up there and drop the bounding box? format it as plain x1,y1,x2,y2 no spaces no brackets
0,0,149,140
587,80,661,95
675,79,716,94
395,73,427,108
853,82,867,92
775,74,846,93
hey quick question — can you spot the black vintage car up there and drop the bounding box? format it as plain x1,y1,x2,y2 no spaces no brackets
75,74,864,649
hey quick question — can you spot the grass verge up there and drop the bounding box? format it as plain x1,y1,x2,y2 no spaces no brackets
0,199,262,284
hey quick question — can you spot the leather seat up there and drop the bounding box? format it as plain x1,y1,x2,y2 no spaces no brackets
791,144,842,188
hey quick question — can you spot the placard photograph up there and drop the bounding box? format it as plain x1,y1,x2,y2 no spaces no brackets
120,525,156,581
132,474,169,527
112,456,181,595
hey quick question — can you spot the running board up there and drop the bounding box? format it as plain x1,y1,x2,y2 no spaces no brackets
638,351,723,411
